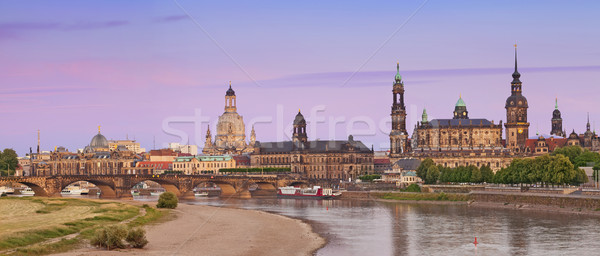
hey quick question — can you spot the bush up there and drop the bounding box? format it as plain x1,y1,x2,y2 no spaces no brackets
125,227,148,248
90,225,127,250
156,192,178,209
404,184,421,192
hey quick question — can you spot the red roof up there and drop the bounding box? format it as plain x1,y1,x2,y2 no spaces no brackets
525,137,568,152
136,161,172,170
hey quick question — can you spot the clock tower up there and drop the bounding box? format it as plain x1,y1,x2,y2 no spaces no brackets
390,62,409,159
504,45,530,152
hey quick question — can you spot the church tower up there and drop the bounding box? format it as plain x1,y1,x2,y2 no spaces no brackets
453,95,469,119
550,98,565,137
390,62,408,158
292,110,308,144
504,45,530,152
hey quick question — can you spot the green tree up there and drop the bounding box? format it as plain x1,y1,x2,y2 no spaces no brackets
480,165,494,183
157,192,178,209
470,166,483,183
0,148,18,176
552,145,583,165
572,168,589,185
425,165,440,184
549,155,576,186
416,158,435,180
573,150,600,167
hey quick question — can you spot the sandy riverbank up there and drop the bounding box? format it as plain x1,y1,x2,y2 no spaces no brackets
53,202,324,256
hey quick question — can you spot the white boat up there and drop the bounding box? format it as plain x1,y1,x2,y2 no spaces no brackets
277,186,337,199
19,187,35,195
194,191,209,197
150,191,164,196
0,186,15,194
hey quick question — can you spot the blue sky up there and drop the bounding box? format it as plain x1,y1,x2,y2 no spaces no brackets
0,1,599,155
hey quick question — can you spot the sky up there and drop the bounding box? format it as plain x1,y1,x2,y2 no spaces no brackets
0,0,599,156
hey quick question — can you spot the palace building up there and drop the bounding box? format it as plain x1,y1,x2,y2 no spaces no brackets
409,96,511,170
250,110,374,180
203,83,256,155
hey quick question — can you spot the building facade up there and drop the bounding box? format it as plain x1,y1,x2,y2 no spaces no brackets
108,140,145,154
172,155,236,175
250,110,374,180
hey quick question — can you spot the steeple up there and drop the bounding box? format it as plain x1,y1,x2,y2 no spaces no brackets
587,112,591,132
512,44,521,83
555,97,558,110
395,62,402,81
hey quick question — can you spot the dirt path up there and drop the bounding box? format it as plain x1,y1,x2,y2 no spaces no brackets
54,203,325,256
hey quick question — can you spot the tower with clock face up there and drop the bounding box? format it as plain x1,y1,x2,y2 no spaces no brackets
504,46,530,152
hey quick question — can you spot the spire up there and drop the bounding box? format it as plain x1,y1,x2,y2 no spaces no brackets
421,108,428,123
587,112,591,131
512,44,521,82
555,97,558,110
394,62,402,81
98,125,101,134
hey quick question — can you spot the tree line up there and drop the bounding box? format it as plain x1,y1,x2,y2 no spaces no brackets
416,145,598,186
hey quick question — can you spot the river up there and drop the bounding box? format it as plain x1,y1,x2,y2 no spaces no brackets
58,194,600,255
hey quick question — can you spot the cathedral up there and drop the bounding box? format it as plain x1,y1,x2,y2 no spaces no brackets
202,83,256,155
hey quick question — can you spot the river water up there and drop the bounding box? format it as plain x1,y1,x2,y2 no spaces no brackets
56,194,600,255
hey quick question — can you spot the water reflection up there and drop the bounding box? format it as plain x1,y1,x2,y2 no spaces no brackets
181,198,600,256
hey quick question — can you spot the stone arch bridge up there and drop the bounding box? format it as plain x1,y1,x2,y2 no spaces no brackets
0,175,309,199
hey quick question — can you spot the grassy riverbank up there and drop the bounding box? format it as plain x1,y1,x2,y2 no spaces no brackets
0,197,166,256
377,192,469,201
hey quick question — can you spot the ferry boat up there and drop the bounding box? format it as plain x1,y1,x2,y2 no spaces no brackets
194,191,209,197
277,186,338,199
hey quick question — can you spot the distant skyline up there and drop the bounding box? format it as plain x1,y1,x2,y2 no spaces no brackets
1,1,599,155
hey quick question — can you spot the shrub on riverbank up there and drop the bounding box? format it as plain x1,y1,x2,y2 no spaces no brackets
379,192,468,201
91,225,149,249
125,227,148,248
90,225,128,250
157,192,178,209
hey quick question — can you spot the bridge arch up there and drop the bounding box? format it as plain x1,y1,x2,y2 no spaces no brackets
192,180,237,196
130,179,182,197
60,179,117,198
12,182,48,197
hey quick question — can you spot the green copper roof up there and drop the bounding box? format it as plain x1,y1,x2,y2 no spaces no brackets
455,96,466,107
555,98,558,110
395,62,402,81
421,108,428,123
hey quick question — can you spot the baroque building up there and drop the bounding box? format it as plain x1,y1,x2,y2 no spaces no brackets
250,110,374,180
409,97,511,170
550,98,565,137
504,46,530,152
31,128,146,176
389,63,409,159
203,83,255,155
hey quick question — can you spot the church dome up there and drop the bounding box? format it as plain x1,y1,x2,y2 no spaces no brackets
226,85,235,96
294,111,306,125
505,94,528,108
90,132,108,148
455,96,466,107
